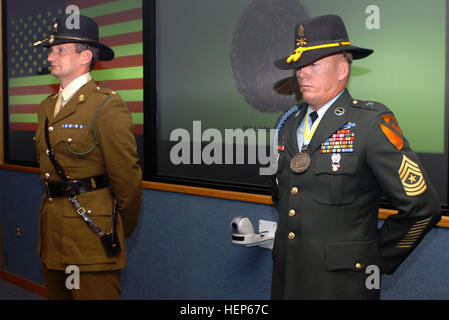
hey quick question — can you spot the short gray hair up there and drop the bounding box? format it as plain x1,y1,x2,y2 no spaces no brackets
75,43,100,71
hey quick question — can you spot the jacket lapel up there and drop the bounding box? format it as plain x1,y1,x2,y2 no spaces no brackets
307,89,352,156
49,80,97,125
41,93,58,122
284,104,307,156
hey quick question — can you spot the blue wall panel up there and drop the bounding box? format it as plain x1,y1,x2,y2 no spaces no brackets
0,170,44,285
122,189,276,299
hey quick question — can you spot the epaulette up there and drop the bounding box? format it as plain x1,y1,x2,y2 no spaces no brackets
47,93,58,100
94,86,118,96
349,99,391,113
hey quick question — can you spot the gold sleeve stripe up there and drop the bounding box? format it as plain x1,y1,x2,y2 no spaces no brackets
409,224,430,231
411,217,432,224
409,226,429,231
396,217,432,248
408,226,428,233
401,233,421,238
400,233,423,239
397,239,418,245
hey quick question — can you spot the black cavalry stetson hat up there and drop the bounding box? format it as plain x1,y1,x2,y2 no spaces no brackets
274,15,373,70
33,15,114,61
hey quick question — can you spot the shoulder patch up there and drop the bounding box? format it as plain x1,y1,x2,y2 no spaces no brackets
379,114,404,150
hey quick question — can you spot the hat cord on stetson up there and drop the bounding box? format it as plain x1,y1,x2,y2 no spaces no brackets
33,35,98,47
286,41,351,63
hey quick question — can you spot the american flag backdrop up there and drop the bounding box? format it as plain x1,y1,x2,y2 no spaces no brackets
5,0,143,164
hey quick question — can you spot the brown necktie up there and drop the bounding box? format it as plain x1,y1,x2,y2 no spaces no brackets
54,93,63,117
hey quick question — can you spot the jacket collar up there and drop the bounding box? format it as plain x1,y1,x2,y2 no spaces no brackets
59,73,92,103
44,80,97,125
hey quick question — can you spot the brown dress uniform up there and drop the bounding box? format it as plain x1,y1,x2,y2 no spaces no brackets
35,79,142,273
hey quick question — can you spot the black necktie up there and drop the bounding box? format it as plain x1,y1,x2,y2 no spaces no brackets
310,111,318,125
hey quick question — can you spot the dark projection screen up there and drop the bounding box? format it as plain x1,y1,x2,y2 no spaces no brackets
150,0,448,210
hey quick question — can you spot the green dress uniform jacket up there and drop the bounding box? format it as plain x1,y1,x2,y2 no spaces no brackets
271,89,441,299
35,80,142,272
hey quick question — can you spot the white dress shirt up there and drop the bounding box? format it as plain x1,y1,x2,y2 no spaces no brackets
54,73,92,117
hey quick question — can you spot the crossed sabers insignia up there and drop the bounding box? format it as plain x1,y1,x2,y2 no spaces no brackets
297,38,307,46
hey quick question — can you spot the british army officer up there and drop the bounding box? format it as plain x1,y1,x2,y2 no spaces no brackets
33,15,142,299
270,15,441,299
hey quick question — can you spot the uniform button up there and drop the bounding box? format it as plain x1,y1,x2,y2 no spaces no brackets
288,232,295,240
44,173,50,180
48,126,54,133
67,138,73,143
355,263,362,270
291,187,299,195
48,197,54,202
352,99,358,104
46,149,50,156
289,209,296,217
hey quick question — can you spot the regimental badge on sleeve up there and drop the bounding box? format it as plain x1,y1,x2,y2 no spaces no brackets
379,114,404,150
398,155,427,196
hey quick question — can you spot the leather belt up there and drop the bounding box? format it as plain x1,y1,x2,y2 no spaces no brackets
43,117,121,257
44,174,110,198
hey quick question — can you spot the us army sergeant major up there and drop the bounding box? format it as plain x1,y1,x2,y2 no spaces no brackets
270,15,441,300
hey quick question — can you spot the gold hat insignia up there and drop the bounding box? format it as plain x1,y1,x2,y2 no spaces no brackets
78,94,85,103
297,25,307,47
297,38,307,46
33,39,46,47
